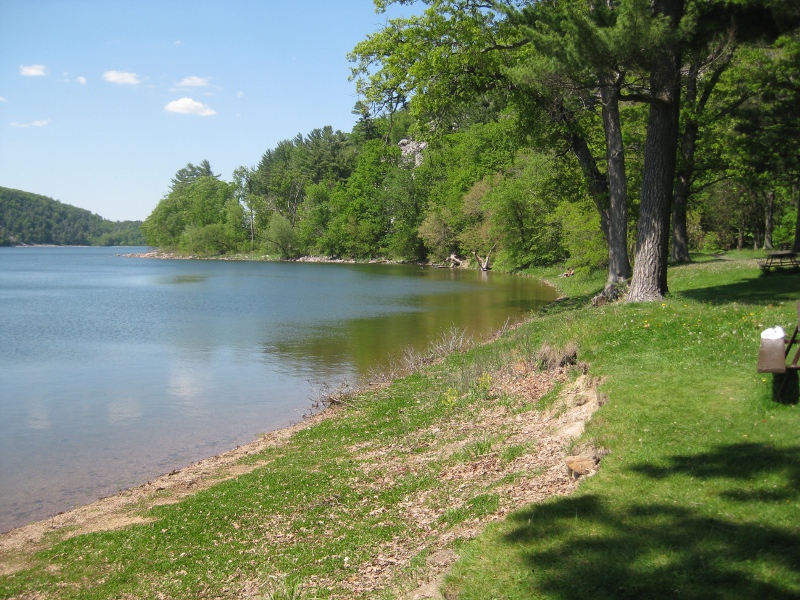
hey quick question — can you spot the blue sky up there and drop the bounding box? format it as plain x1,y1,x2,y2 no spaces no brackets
0,0,415,222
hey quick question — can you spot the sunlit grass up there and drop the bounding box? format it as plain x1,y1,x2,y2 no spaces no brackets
444,253,800,598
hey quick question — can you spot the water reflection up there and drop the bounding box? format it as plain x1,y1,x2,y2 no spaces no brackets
156,274,208,285
168,365,214,417
262,273,553,378
107,398,142,425
26,400,51,431
0,248,558,532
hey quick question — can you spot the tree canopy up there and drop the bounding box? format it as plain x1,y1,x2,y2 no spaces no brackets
139,0,800,301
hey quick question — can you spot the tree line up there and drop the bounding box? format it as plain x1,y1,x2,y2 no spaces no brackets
0,187,145,247
142,0,800,302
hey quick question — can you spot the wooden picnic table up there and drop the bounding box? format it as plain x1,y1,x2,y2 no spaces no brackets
758,250,799,273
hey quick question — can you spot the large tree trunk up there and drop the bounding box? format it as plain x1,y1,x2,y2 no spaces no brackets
763,190,775,250
600,77,631,292
473,244,496,271
737,216,745,250
672,39,736,262
563,101,631,297
628,0,684,302
671,63,698,264
567,130,610,239
753,224,762,250
671,184,691,261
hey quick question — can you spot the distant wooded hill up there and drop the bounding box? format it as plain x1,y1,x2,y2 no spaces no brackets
0,187,145,246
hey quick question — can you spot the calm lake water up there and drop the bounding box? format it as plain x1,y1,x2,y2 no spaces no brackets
0,247,557,532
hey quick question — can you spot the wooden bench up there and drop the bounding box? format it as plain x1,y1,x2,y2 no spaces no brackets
757,303,800,374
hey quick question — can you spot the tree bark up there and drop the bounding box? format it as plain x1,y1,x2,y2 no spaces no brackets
567,130,610,240
671,63,698,264
600,76,631,291
737,216,745,250
793,182,800,253
764,190,775,250
672,39,735,262
627,0,684,302
565,117,633,298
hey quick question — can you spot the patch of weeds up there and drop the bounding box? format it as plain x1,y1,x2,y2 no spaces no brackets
383,328,475,378
431,327,472,356
535,342,579,371
438,493,500,527
532,382,563,413
496,392,518,410
471,436,496,457
377,472,439,506
447,348,503,398
471,372,494,399
500,443,530,464
495,468,545,487
439,386,460,409
512,333,539,369
408,547,431,573
452,436,498,462
262,575,305,600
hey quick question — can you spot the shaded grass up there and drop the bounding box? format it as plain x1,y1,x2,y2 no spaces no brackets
443,253,800,599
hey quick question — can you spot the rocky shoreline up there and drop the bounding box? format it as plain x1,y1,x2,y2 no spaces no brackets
120,250,442,266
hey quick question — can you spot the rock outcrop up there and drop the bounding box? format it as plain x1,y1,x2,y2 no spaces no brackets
398,138,428,167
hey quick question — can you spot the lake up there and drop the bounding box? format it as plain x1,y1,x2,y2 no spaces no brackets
0,247,557,532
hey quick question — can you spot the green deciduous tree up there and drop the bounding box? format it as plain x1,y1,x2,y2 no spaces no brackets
142,166,239,253
324,140,399,258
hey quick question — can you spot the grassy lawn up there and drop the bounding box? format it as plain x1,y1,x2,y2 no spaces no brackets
1,252,798,599
444,253,800,599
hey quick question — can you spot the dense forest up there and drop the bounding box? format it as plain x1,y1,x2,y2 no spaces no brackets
0,187,145,247
142,0,800,301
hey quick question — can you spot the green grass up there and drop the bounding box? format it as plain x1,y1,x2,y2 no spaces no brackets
2,250,798,599
443,251,800,599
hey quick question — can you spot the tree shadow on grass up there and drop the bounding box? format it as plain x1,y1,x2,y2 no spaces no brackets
503,442,800,599
675,270,800,305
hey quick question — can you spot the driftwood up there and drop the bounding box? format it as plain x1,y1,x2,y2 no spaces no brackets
473,244,496,271
446,254,467,268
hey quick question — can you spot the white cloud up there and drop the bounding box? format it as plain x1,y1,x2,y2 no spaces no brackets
102,70,142,85
174,40,183,46
176,75,210,88
164,97,216,116
20,64,47,77
237,91,244,98
0,97,7,102
11,119,49,127
77,76,87,85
